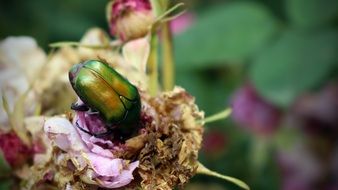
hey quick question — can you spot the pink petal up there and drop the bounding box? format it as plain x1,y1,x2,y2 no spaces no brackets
74,113,115,158
123,37,150,73
85,152,139,188
97,161,139,188
86,152,125,176
44,117,87,152
44,116,140,189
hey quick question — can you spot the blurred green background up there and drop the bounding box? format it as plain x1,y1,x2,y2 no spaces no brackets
1,0,338,189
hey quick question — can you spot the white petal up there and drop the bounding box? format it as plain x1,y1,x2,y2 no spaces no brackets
122,37,150,73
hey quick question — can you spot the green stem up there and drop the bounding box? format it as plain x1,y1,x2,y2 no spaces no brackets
197,108,232,125
154,3,185,23
197,162,250,190
147,35,159,96
49,41,119,49
161,23,175,91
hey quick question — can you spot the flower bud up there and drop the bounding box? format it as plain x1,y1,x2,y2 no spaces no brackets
107,0,154,41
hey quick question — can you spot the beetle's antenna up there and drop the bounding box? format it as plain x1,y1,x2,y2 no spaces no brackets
97,56,109,64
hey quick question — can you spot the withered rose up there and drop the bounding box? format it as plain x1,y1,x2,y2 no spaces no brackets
42,86,204,190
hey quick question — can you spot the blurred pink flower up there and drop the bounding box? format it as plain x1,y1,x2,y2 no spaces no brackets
278,143,323,190
293,82,338,135
108,0,154,41
0,132,32,167
231,83,281,135
44,113,139,188
170,12,195,35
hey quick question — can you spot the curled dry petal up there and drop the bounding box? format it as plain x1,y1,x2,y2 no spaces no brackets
74,111,117,158
78,28,118,60
122,37,150,73
24,116,53,165
97,160,139,188
44,117,87,152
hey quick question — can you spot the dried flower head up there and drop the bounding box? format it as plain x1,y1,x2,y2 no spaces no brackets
40,83,203,189
136,87,204,189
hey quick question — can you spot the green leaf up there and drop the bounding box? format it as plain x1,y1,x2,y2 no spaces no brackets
286,0,338,28
0,151,11,176
174,2,278,69
250,29,338,106
176,70,230,116
0,180,13,190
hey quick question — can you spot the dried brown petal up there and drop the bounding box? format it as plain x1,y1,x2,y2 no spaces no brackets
135,87,204,190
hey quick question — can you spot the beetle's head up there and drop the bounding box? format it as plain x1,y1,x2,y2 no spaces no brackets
69,62,85,86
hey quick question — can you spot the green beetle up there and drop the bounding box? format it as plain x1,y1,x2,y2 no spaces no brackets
69,60,141,137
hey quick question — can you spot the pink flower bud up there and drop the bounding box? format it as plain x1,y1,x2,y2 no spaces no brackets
107,0,154,41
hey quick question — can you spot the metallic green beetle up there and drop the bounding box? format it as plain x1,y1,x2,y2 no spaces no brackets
69,60,141,137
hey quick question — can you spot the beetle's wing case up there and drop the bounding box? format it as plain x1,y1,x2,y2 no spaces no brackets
83,60,139,106
74,68,127,123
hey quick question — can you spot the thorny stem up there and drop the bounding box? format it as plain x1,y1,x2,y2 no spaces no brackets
197,162,250,190
147,34,159,96
161,22,175,91
196,108,232,125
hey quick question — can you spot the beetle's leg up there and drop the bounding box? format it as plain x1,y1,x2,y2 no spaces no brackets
75,121,94,135
71,103,89,111
75,121,114,138
103,110,129,132
92,129,115,138
87,108,99,115
117,110,129,125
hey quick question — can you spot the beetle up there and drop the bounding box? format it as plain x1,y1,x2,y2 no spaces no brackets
69,60,141,137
